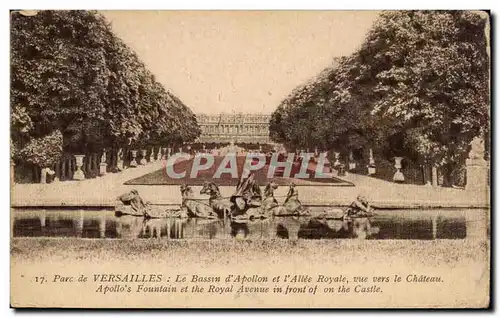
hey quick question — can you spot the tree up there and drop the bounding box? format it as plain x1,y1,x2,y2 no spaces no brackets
270,10,489,186
269,57,378,154
11,10,200,176
11,10,114,152
18,130,63,167
351,11,489,184
270,64,338,151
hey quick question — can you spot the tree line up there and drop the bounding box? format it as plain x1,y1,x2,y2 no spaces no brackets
11,10,200,173
269,11,490,186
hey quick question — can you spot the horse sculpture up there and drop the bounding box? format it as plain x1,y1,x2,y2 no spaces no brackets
115,189,187,219
113,181,377,240
199,181,233,218
262,180,288,216
181,185,217,219
283,183,311,216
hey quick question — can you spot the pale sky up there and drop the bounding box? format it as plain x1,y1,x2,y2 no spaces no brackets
101,11,380,115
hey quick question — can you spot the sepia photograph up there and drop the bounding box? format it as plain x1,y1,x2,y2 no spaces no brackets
9,9,491,308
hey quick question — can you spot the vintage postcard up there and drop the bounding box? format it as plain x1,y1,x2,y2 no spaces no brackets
10,10,490,308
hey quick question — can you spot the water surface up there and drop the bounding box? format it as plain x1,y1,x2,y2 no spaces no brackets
12,207,478,240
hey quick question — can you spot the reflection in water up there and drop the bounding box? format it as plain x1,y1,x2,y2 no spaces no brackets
298,219,352,239
230,222,249,239
12,208,472,240
114,216,227,240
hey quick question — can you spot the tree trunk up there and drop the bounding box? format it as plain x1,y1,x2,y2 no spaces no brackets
69,158,74,180
92,153,97,173
423,164,433,185
55,162,60,181
441,162,455,187
111,150,116,170
61,159,66,181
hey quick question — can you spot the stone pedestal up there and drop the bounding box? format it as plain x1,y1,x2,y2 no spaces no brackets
73,155,86,180
465,159,488,191
99,150,107,176
99,163,107,176
140,149,148,165
117,160,124,171
367,166,376,175
40,168,48,184
130,150,138,167
393,157,405,182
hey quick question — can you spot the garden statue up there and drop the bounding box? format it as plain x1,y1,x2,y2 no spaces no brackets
349,151,356,170
99,150,107,176
468,136,486,160
140,149,148,165
393,157,405,182
465,136,488,191
368,148,376,175
116,149,124,171
73,155,85,180
130,150,138,167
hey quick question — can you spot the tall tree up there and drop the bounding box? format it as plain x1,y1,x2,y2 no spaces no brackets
11,10,200,172
352,10,489,183
270,10,489,186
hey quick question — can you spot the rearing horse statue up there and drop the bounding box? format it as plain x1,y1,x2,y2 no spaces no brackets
199,181,233,218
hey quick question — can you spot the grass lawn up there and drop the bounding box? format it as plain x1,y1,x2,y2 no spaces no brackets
10,238,490,308
11,237,488,267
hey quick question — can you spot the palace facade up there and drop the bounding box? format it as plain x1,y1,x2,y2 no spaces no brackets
196,113,272,144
